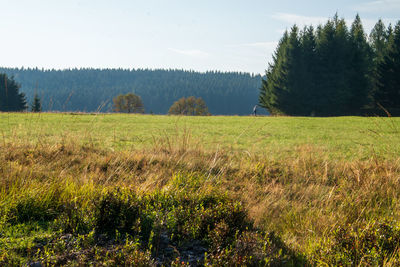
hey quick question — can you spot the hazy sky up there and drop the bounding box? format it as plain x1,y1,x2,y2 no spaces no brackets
1,0,399,74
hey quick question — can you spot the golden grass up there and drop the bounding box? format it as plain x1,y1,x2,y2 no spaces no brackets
1,114,400,264
1,133,400,254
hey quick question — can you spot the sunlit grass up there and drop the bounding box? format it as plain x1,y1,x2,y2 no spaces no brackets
1,112,400,265
1,113,399,159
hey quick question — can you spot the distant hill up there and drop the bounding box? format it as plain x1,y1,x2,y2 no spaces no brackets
0,68,263,115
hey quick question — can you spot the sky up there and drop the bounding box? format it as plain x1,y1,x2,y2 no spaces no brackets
0,0,399,74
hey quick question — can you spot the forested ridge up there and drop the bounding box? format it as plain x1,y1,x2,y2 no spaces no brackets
0,68,262,115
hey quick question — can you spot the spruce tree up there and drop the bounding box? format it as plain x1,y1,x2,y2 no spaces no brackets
0,73,27,111
259,15,397,116
315,17,351,115
259,31,289,114
31,93,42,112
348,14,372,112
278,25,302,114
299,26,317,115
375,21,400,110
259,26,303,115
370,20,388,64
370,20,388,103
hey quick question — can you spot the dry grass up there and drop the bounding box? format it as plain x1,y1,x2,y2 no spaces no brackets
1,114,400,265
2,137,400,241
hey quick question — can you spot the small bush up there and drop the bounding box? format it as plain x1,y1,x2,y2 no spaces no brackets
55,201,92,234
94,189,140,237
8,196,61,224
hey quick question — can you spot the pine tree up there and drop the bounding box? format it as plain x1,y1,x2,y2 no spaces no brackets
375,21,400,110
348,14,372,112
259,15,397,116
299,26,317,115
0,73,27,111
259,26,303,115
259,31,289,114
370,20,388,63
273,25,302,115
284,25,303,115
370,19,388,103
31,93,42,112
315,17,351,115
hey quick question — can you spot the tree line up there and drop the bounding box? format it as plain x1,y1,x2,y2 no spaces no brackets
260,14,400,116
0,68,262,115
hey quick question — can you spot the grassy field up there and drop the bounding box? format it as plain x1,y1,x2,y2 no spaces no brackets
1,113,400,158
1,113,400,266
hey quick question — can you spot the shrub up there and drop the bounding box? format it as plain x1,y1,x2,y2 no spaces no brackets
168,96,210,115
8,195,61,224
113,93,144,113
94,189,140,237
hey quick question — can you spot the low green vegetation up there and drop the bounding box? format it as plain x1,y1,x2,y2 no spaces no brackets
1,113,400,265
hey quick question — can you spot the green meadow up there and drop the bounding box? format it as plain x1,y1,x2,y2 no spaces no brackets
1,113,400,266
1,113,399,159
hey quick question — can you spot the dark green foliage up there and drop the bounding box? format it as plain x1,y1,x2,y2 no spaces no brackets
375,22,400,110
347,15,373,112
0,73,27,112
0,68,262,115
370,19,389,100
1,186,300,265
94,189,140,237
56,202,91,234
259,31,290,115
30,93,42,112
260,14,398,116
274,25,303,115
298,26,318,115
8,195,61,224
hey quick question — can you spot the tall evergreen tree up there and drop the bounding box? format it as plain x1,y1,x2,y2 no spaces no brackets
375,21,400,110
259,31,289,114
369,20,388,102
31,92,42,112
0,73,27,111
370,20,388,64
260,14,376,116
387,24,395,45
278,25,303,114
315,16,351,115
298,26,317,115
348,14,372,112
259,26,304,115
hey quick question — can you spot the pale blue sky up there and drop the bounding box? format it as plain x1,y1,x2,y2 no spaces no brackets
1,0,399,74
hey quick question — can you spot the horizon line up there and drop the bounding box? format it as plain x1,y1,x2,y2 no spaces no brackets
0,66,264,76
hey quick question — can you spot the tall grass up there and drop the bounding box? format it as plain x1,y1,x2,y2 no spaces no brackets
0,113,400,265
